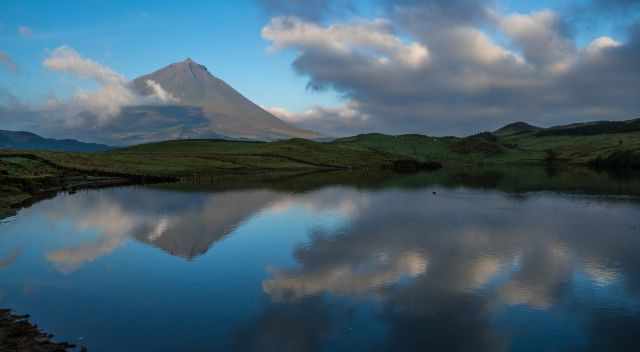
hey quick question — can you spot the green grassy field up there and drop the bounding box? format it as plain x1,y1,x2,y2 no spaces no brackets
2,127,640,216
332,130,640,165
2,129,640,177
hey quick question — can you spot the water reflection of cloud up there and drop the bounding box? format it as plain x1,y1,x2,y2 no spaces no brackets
264,251,428,300
265,188,368,218
497,243,572,309
46,235,126,274
263,190,640,307
10,180,640,351
254,188,640,350
44,196,159,273
584,264,619,287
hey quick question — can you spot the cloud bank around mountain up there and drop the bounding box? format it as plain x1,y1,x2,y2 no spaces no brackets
0,46,199,144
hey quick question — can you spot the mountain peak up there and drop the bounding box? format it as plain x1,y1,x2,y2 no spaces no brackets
130,59,319,140
181,57,202,67
172,57,207,71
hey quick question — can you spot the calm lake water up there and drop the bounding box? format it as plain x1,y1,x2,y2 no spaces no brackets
2,169,640,351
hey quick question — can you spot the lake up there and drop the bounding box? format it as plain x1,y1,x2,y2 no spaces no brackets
2,168,640,351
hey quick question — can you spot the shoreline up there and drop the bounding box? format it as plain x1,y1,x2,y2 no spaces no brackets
1,173,178,221
0,176,137,220
0,309,80,351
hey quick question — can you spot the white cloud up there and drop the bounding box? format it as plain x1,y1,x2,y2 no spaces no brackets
266,102,370,136
584,36,622,57
42,46,182,125
267,102,367,123
44,46,125,85
263,251,428,300
262,16,430,69
145,79,179,103
445,26,524,65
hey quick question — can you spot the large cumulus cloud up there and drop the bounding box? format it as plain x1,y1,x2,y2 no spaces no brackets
263,0,640,136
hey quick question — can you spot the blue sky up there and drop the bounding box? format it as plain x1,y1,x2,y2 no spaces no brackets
0,0,624,109
1,0,639,140
0,0,341,110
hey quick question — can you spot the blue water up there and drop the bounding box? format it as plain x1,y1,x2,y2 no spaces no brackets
1,183,640,351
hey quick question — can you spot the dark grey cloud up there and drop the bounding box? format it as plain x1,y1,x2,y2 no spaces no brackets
0,100,219,145
263,2,640,136
83,105,217,145
0,89,42,132
385,0,495,28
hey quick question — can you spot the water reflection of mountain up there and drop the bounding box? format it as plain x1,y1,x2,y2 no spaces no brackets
41,166,640,274
43,188,285,271
132,190,282,259
13,168,640,350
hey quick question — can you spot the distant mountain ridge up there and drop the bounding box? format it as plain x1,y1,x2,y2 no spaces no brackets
537,118,640,137
495,118,640,137
130,58,318,141
494,122,542,136
0,130,111,152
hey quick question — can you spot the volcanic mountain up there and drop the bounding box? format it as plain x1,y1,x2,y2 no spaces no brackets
131,58,317,140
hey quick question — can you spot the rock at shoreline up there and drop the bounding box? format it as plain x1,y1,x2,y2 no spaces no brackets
0,309,76,351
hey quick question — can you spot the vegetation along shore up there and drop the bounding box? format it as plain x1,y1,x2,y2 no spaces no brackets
2,118,640,218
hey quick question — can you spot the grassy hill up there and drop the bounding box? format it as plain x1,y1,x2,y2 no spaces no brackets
332,120,640,167
3,118,640,216
2,121,640,178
